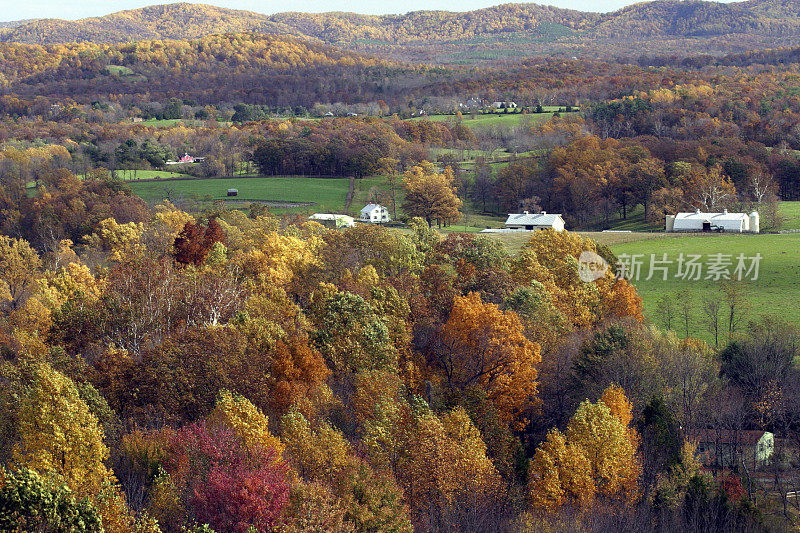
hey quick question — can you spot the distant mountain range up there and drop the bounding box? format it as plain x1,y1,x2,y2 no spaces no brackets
2,1,800,62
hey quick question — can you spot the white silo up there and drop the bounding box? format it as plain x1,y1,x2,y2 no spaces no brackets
665,215,675,232
749,211,760,234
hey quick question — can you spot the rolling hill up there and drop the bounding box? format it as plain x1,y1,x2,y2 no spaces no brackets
0,33,445,107
3,1,800,62
0,4,300,44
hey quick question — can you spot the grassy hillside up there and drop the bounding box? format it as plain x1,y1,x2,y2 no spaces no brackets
780,200,800,230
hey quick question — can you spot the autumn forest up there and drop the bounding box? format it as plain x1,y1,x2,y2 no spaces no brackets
1,1,800,532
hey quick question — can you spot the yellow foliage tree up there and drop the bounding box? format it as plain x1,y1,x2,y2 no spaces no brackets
44,262,106,308
401,162,462,228
236,231,320,288
399,406,504,528
8,296,52,338
529,385,641,511
12,363,112,499
281,409,351,484
84,218,145,262
512,230,643,328
566,395,641,502
281,409,412,531
528,429,595,511
600,383,634,427
0,235,41,310
207,389,284,459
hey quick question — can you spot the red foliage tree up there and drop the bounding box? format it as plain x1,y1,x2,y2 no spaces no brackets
719,473,745,504
173,219,226,265
165,421,291,533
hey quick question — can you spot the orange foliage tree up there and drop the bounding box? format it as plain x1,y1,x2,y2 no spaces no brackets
438,291,541,428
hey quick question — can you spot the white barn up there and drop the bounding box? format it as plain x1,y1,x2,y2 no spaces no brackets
666,210,759,233
308,213,355,228
360,204,391,224
504,211,565,232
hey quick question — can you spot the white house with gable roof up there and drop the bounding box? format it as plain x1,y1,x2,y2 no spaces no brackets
360,204,391,224
503,211,565,232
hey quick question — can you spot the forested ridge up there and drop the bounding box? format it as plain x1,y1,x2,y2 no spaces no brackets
0,34,444,107
5,1,800,62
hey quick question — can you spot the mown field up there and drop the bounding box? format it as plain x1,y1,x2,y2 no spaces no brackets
609,232,800,343
781,200,800,230
408,110,562,131
113,169,194,180
138,118,207,127
485,229,800,344
128,176,351,213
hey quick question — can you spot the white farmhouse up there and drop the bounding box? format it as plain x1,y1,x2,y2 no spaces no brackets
360,204,391,224
666,209,759,233
308,213,355,228
504,211,565,232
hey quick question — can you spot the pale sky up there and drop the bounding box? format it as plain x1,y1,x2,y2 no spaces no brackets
2,0,738,22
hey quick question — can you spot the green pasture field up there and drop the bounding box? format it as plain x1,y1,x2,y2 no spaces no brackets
429,147,544,163
128,176,351,213
407,111,558,131
780,201,800,230
138,119,209,127
104,65,135,76
484,230,800,344
113,169,194,180
610,232,800,343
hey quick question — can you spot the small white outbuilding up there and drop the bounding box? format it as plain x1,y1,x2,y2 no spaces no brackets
308,213,355,228
666,209,759,233
504,211,565,232
360,204,391,224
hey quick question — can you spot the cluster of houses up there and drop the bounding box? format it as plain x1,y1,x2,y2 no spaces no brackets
303,202,762,236
308,206,570,233
458,98,517,110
